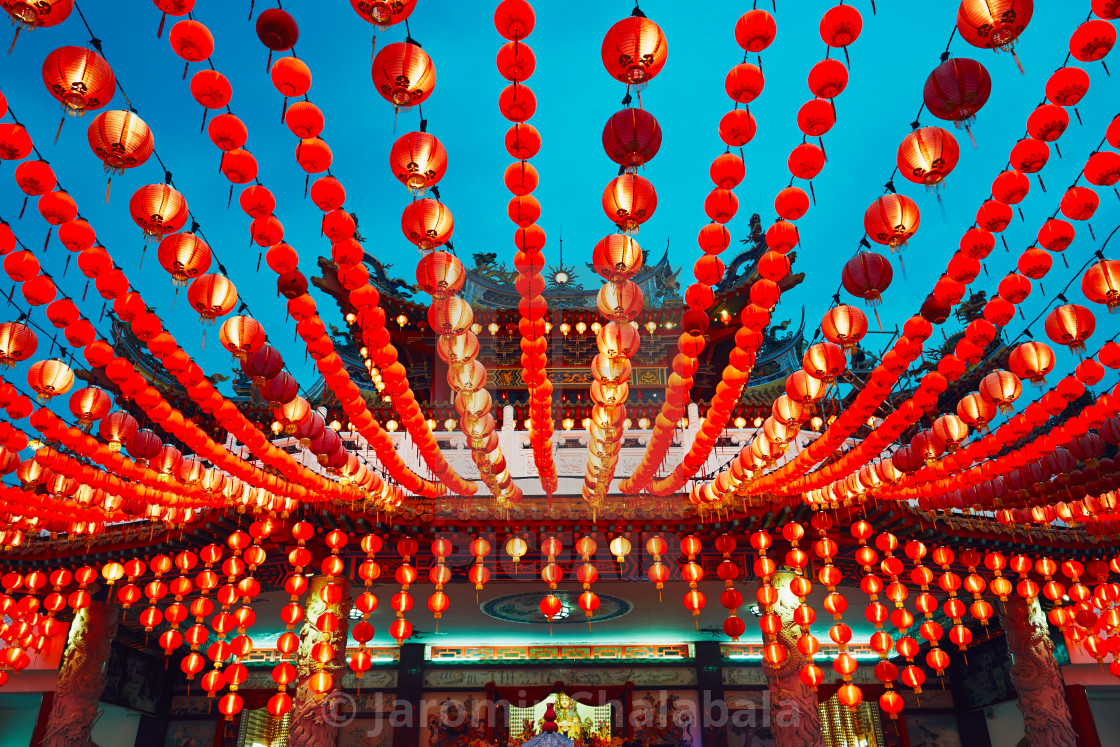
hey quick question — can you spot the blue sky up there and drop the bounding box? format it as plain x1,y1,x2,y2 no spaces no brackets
1,0,1117,410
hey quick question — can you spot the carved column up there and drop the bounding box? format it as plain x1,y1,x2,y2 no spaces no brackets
290,575,351,747
998,595,1077,747
41,601,120,747
763,571,824,747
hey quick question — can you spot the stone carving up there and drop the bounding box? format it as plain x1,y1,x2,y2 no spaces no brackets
761,572,824,747
999,596,1077,747
42,602,120,747
290,576,352,747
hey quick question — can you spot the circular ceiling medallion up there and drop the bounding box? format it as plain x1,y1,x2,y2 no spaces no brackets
481,591,632,625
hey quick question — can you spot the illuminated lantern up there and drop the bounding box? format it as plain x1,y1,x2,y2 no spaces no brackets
1044,304,1096,352
735,9,776,51
897,127,959,188
592,235,643,282
978,369,1022,413
842,252,893,306
86,111,154,200
157,232,211,286
602,108,662,170
0,322,37,368
187,274,238,324
130,184,188,242
603,174,657,234
864,195,920,251
68,386,111,430
600,15,668,87
5,0,72,46
219,316,266,360
957,0,1033,55
27,358,74,400
1082,259,1120,312
371,41,435,111
41,46,116,117
389,132,448,195
401,198,454,251
923,57,991,132
389,618,412,644
99,410,138,451
1008,341,1055,384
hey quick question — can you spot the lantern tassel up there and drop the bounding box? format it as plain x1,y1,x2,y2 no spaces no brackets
266,49,273,72
371,33,378,62
54,117,64,145
304,174,310,199
139,244,146,270
106,176,112,203
201,328,206,351
18,196,27,219
200,107,208,134
172,288,178,312
809,180,817,205
1011,49,1023,75
281,96,288,123
1000,234,1008,251
183,62,189,81
873,308,883,332
82,280,89,301
1075,107,1082,126
1017,206,1024,222
1055,142,1062,159
63,254,71,277
228,184,234,209
7,27,20,54
1061,253,1069,267
1103,61,1111,77
965,124,976,149
1038,174,1046,192
1089,223,1096,240
157,12,167,38
248,0,255,21
256,250,262,272
43,227,52,252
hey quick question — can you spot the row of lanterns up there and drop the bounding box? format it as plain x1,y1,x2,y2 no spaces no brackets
496,0,559,496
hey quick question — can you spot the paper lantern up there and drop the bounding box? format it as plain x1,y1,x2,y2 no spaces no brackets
42,46,115,116
601,15,668,87
371,41,436,111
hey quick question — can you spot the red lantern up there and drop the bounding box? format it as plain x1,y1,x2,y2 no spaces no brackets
389,132,447,195
371,41,435,111
924,58,991,129
130,184,188,242
602,174,657,234
602,108,662,170
864,195,920,251
187,274,238,324
842,252,893,306
897,127,959,188
1045,304,1096,352
1082,259,1120,312
0,323,37,368
1070,19,1116,62
87,111,154,199
401,198,454,251
157,233,211,286
42,46,115,116
735,9,775,52
957,0,1033,53
600,15,667,87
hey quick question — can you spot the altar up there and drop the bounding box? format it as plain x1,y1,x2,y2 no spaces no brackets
509,693,614,742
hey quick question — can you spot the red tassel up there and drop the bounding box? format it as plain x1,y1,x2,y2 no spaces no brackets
54,117,64,145
281,96,288,123
63,254,71,277
19,196,27,219
7,26,21,54
227,184,233,209
304,174,309,199
873,308,883,332
157,12,166,38
809,181,817,205
105,176,112,203
965,124,977,149
200,107,208,134
248,0,255,21
1012,49,1024,75
1055,143,1062,159
1038,174,1046,192
82,280,89,301
266,49,273,73
43,227,52,252
182,61,189,81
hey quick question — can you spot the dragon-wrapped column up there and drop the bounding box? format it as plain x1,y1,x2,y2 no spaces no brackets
41,601,120,747
998,595,1077,747
290,575,352,747
762,570,824,747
